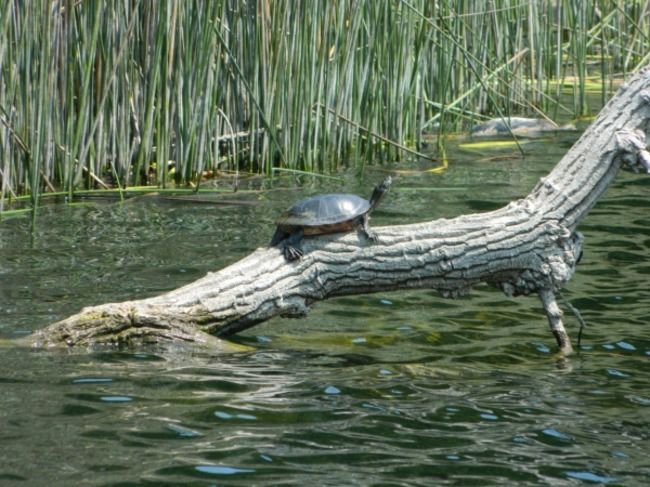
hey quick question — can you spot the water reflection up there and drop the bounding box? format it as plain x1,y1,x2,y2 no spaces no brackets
1,132,650,484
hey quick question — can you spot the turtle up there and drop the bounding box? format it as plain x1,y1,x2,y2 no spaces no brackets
270,176,392,261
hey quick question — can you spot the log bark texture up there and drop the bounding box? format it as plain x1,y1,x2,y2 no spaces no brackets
29,66,650,350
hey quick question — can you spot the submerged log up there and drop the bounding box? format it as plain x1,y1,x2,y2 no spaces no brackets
470,117,576,137
29,66,650,351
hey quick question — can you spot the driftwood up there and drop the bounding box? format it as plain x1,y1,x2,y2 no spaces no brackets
28,66,650,352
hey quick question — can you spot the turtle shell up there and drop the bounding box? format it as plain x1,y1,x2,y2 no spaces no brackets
278,193,370,229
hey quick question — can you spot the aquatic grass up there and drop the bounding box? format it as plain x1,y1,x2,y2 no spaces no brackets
1,0,649,214
271,168,345,182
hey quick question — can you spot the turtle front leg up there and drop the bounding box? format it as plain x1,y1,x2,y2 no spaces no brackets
269,228,288,247
360,214,378,242
283,229,304,261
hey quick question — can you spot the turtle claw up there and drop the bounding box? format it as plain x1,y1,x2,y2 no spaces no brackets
366,231,379,243
283,244,303,261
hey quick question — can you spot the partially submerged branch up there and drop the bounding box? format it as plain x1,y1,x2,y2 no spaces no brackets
539,289,572,355
28,66,650,350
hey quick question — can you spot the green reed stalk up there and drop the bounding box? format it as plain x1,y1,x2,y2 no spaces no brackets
1,0,649,213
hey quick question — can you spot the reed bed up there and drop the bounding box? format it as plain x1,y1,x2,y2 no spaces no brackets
0,0,648,211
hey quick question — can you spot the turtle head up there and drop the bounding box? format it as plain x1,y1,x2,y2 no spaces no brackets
368,176,392,211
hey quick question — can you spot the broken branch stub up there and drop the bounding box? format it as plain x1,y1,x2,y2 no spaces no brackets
29,66,650,350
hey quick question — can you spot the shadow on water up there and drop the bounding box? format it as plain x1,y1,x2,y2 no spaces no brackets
1,129,650,485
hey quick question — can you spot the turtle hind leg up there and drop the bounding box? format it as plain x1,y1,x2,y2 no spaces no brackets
360,213,378,242
283,229,304,261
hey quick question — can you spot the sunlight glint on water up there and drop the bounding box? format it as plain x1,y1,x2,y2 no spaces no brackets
1,131,650,485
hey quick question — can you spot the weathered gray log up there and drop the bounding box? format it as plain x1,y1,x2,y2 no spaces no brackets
28,66,650,352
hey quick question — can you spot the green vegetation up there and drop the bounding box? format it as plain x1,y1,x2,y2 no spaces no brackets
1,1,648,213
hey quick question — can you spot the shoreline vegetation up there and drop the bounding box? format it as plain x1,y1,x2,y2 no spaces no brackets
1,1,648,215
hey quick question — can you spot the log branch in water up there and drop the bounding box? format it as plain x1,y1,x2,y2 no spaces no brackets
29,66,650,351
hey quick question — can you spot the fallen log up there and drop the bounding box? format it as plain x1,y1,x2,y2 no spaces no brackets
28,66,650,352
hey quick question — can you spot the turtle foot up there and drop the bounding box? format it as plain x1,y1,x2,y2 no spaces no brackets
365,230,379,243
283,245,303,261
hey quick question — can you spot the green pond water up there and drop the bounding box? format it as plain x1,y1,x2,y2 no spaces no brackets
1,129,650,486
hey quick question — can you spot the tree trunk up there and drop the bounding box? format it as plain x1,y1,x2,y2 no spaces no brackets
28,66,650,352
